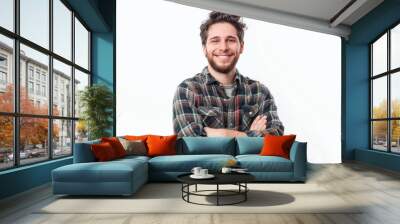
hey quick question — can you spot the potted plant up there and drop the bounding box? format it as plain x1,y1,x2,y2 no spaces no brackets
79,84,113,140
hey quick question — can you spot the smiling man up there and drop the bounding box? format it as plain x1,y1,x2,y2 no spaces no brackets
173,11,284,137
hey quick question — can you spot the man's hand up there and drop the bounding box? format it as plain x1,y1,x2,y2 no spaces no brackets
250,115,267,132
204,127,246,137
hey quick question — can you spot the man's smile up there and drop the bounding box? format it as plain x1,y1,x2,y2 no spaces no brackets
214,54,234,61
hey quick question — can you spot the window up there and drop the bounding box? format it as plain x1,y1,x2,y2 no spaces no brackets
53,59,71,117
75,18,89,70
53,0,72,60
42,85,46,97
0,71,6,85
35,84,40,95
74,69,89,119
0,116,13,170
0,54,7,67
0,0,91,170
28,67,34,80
53,120,72,158
0,0,13,32
35,70,40,81
0,54,7,89
41,73,46,83
20,0,49,49
28,81,34,94
371,23,400,154
0,35,13,112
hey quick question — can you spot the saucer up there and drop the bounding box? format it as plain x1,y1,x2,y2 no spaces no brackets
190,174,215,179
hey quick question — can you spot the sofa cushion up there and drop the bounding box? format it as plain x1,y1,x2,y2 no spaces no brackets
52,159,147,183
236,137,263,155
236,155,293,172
177,137,236,155
148,154,235,172
115,155,150,163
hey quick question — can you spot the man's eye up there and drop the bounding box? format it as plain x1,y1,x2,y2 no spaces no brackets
228,39,236,42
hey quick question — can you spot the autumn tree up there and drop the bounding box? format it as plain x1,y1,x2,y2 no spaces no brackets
372,99,400,143
0,84,60,152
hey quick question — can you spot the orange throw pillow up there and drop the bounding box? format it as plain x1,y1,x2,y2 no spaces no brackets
101,137,127,158
146,135,177,157
91,142,117,161
259,134,296,159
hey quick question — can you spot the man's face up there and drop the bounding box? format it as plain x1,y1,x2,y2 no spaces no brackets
203,22,244,74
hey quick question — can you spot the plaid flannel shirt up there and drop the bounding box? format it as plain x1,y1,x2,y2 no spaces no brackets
173,67,284,137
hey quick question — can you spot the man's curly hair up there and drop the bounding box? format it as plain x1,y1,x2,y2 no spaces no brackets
200,11,247,46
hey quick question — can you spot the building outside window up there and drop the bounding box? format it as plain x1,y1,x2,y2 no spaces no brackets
0,54,7,89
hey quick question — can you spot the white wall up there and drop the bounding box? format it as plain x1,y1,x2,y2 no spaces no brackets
116,0,341,163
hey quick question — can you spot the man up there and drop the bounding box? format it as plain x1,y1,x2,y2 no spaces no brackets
173,11,284,137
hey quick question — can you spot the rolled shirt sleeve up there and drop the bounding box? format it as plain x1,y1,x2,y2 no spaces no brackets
173,85,206,137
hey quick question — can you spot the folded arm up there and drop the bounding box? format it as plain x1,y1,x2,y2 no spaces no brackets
245,84,284,137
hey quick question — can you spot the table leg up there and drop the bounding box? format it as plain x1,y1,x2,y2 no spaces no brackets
187,184,190,202
181,184,183,199
245,183,247,201
217,184,219,206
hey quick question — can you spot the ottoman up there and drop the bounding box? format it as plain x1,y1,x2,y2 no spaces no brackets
52,157,148,196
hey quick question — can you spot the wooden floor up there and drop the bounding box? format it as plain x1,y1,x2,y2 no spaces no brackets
1,162,400,224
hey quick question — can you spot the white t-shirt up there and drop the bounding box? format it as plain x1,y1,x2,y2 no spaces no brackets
223,84,235,97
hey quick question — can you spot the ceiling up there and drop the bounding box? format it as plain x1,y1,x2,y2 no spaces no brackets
165,0,384,38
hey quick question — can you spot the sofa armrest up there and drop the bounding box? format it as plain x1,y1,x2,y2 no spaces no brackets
73,140,100,163
289,141,307,181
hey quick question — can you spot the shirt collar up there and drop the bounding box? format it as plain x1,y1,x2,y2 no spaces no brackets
201,66,243,85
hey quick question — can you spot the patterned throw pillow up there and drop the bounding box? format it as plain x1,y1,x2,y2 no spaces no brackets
118,138,147,156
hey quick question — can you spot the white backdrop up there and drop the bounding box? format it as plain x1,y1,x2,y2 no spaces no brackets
116,0,341,163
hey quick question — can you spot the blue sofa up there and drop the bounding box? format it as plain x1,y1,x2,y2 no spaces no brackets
52,137,307,196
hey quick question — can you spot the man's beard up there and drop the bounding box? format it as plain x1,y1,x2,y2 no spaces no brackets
206,54,239,74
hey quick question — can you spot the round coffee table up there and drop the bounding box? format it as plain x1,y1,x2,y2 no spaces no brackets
177,172,255,206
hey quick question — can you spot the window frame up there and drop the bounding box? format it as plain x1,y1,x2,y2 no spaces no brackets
370,20,400,154
0,0,92,171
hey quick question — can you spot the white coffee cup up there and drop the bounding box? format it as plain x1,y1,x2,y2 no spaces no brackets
200,169,208,176
191,167,202,176
221,167,232,173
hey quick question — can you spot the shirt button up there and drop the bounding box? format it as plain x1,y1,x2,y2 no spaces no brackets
249,112,253,115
